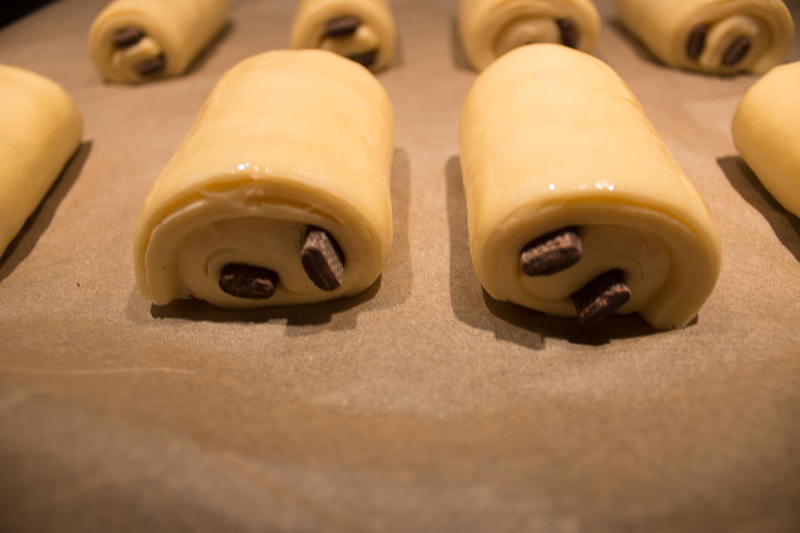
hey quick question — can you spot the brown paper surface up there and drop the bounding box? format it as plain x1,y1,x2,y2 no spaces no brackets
1,0,799,531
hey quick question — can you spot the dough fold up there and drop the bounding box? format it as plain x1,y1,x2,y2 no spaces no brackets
459,45,722,329
133,50,394,308
458,0,600,71
88,0,228,83
0,65,83,257
733,60,800,217
615,0,793,74
290,0,396,72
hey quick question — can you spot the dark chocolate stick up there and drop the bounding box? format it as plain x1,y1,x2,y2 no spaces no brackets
520,228,583,276
557,19,579,49
686,26,707,60
301,226,345,291
219,264,280,299
723,36,751,66
572,269,631,325
347,49,378,68
326,16,361,37
137,54,166,76
113,27,145,48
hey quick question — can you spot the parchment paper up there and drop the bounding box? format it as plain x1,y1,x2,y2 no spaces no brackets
1,0,799,531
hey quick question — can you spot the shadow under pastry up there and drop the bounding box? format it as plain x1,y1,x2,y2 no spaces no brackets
450,15,473,71
184,20,233,76
608,19,667,67
0,141,92,282
718,155,800,263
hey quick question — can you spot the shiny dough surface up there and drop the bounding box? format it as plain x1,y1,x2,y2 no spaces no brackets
0,65,83,257
88,0,228,83
458,0,600,71
733,60,800,217
290,0,396,71
133,50,394,308
615,0,793,74
459,44,722,329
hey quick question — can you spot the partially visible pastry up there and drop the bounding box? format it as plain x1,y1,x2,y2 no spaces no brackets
458,0,600,71
133,50,394,308
0,65,83,257
459,45,722,329
290,0,396,71
88,0,229,83
733,61,800,217
616,0,793,75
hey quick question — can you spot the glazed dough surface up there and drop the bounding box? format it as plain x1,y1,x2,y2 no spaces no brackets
0,65,83,257
459,44,722,329
458,0,600,71
733,60,800,217
88,0,228,83
291,0,396,71
133,50,394,308
615,0,793,74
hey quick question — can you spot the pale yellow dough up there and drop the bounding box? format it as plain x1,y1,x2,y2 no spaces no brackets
459,45,722,329
0,65,83,257
615,0,793,74
133,50,394,308
88,0,228,83
458,0,600,71
291,0,396,72
733,61,800,217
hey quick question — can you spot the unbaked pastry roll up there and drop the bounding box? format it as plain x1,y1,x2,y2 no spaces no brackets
458,0,600,71
133,50,394,308
88,0,228,83
0,65,82,257
616,0,793,75
733,60,800,216
459,45,722,329
290,0,396,71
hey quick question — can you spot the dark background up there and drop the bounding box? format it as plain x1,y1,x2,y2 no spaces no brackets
1,0,59,28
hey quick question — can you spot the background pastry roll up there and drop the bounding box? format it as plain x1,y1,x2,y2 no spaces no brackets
733,60,800,217
458,0,600,71
133,50,394,308
88,0,229,83
0,65,83,257
459,45,722,329
616,0,793,75
290,0,396,71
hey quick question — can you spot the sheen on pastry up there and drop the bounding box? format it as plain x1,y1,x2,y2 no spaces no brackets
0,65,83,257
290,0,396,71
615,0,793,75
459,44,722,329
88,0,228,83
458,0,600,71
133,50,394,308
733,60,800,217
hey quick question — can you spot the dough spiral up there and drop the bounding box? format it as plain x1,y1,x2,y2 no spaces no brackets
88,0,228,83
290,0,397,72
133,50,394,308
459,45,722,329
458,0,600,71
616,0,793,74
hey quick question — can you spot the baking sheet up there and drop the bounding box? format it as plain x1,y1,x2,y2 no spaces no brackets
1,0,799,531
